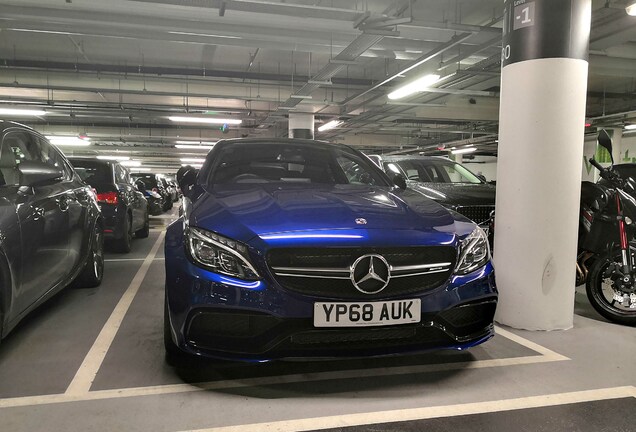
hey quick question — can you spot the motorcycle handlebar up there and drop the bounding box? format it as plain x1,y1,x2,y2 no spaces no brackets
589,158,605,173
589,158,626,188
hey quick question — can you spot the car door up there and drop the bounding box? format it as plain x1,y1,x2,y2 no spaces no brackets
36,134,87,273
116,164,143,231
0,134,23,328
2,129,70,315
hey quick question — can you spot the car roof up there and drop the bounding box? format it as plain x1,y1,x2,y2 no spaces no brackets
0,120,40,134
380,155,454,162
213,137,343,150
67,156,115,166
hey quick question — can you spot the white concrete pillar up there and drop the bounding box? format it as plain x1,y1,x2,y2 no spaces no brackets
288,113,314,139
494,0,591,330
454,153,463,164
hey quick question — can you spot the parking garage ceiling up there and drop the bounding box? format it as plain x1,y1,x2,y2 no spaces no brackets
1,0,636,172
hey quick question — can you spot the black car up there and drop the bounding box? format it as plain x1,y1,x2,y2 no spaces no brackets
141,188,164,216
134,173,172,212
69,158,149,252
378,155,496,225
0,121,104,342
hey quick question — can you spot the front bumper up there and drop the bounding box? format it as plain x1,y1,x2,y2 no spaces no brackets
165,226,498,362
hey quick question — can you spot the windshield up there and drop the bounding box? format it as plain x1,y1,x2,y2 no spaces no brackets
391,159,482,184
208,142,390,187
134,174,159,189
70,160,113,185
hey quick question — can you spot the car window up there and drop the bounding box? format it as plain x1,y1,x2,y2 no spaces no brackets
336,154,379,186
209,143,388,186
135,174,159,189
0,133,23,186
71,160,113,185
35,135,72,181
115,164,128,183
395,159,481,184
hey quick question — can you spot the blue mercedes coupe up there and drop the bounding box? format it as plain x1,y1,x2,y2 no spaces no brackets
164,138,497,362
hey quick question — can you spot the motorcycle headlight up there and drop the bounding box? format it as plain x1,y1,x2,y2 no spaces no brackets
455,227,490,275
186,227,260,280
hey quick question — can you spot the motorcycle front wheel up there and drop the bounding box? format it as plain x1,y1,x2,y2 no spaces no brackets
586,256,636,326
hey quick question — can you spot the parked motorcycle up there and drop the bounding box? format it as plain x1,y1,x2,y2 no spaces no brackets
577,130,636,325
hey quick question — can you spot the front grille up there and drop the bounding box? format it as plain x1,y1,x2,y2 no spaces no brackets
455,205,495,225
268,247,456,300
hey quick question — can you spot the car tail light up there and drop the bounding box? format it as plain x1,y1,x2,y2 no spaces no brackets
96,191,119,204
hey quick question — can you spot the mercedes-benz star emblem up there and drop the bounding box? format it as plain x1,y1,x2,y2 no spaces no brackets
350,254,391,294
355,218,367,225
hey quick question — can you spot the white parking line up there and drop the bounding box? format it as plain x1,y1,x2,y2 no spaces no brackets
494,326,569,360
0,330,568,409
64,232,166,396
187,386,636,432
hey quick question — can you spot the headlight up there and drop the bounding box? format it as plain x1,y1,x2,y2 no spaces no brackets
455,227,490,275
186,227,260,280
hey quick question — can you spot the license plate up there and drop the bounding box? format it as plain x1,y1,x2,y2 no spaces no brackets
314,299,421,327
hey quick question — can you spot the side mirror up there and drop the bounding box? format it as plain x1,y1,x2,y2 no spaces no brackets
598,129,614,165
18,160,64,186
135,179,146,191
392,173,407,190
476,174,487,183
177,165,197,195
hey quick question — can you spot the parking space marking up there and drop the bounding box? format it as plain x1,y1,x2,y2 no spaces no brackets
494,326,569,360
0,326,569,409
64,232,166,396
184,386,636,432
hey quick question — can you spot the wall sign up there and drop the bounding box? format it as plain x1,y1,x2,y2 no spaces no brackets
502,0,590,68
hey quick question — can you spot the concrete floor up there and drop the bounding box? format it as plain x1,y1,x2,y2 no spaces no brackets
0,207,635,431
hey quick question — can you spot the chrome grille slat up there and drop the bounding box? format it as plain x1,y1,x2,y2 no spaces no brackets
267,247,457,299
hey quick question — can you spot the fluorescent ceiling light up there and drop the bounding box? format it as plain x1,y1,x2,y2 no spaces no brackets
317,120,342,132
9,28,81,36
46,135,91,146
625,124,636,130
96,155,130,161
168,31,242,39
120,160,142,167
175,144,215,150
168,116,242,125
627,1,636,16
175,140,217,145
130,167,152,172
0,108,47,116
181,157,206,163
387,74,441,100
451,147,477,155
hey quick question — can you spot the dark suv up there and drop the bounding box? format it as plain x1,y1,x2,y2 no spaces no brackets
69,158,149,253
134,173,172,212
377,155,496,226
0,121,104,342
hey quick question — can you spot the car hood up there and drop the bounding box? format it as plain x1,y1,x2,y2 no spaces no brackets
188,184,461,243
408,181,496,207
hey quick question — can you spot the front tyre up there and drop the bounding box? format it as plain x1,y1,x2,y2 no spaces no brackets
76,224,104,288
586,257,636,326
114,214,133,253
136,208,150,238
